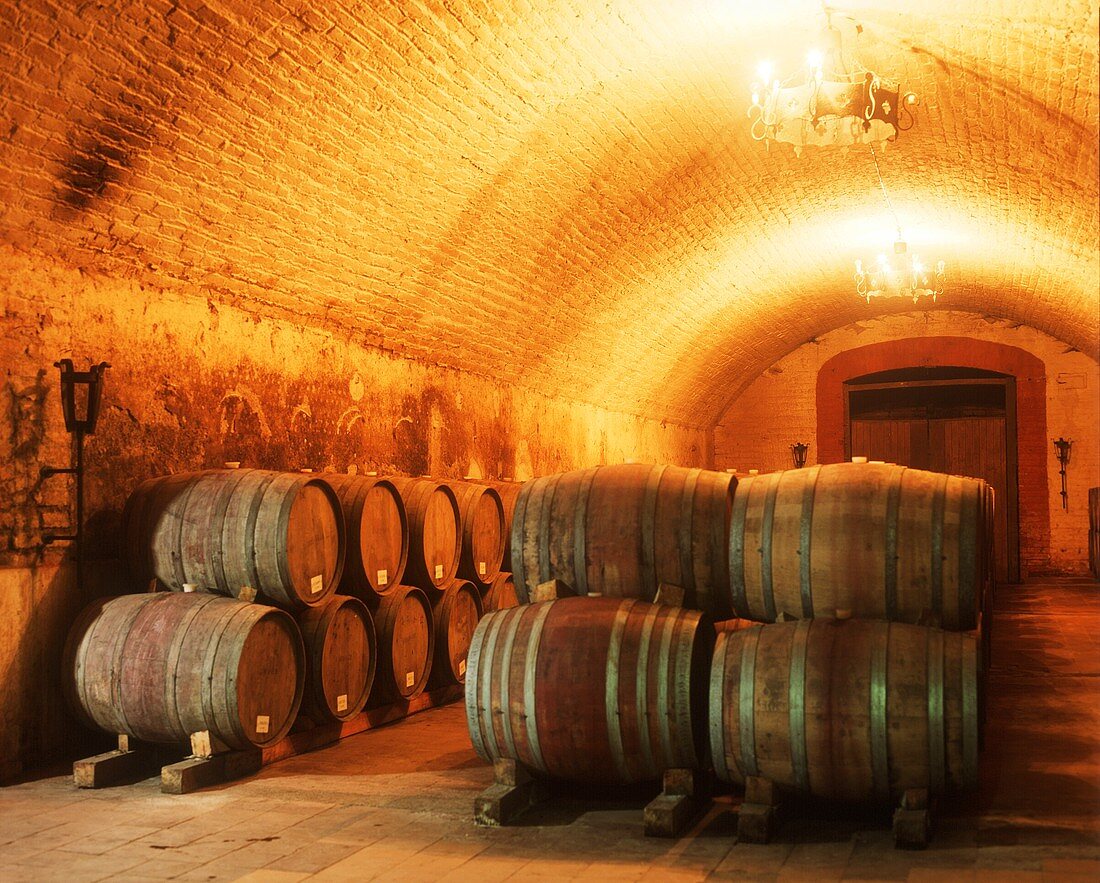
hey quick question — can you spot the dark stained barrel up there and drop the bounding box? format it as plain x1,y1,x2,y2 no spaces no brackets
466,597,712,784
318,473,408,600
371,585,434,703
297,595,376,722
729,464,986,630
64,592,304,749
448,482,506,589
709,619,980,801
121,469,345,610
510,465,736,618
484,571,519,613
385,478,461,592
428,579,483,687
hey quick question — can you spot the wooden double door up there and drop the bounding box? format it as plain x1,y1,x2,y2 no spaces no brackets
845,371,1020,583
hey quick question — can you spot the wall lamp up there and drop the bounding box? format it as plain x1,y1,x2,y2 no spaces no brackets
1053,437,1072,510
791,441,810,469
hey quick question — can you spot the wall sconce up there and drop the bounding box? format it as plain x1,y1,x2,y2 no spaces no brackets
1053,437,1072,510
791,441,810,469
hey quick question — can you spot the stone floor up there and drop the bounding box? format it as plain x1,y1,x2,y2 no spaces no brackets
1,578,1098,882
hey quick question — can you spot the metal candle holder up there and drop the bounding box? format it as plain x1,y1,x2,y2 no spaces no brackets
791,441,810,469
1053,437,1072,510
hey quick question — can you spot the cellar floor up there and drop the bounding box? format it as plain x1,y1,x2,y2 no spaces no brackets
1,577,1098,882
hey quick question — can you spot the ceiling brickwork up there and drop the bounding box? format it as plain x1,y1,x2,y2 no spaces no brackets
1,0,1097,424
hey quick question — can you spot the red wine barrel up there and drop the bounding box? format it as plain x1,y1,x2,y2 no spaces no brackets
510,465,736,618
428,579,483,688
729,464,986,630
709,619,979,801
121,469,344,610
448,482,506,589
318,473,408,599
64,592,304,749
297,595,376,722
371,585,434,703
466,596,712,784
385,478,460,591
484,571,519,613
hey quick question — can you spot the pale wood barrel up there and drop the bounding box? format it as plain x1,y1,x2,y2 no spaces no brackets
729,463,986,630
371,585,434,703
428,579,483,687
510,465,736,618
63,592,304,749
709,619,980,801
385,478,460,592
319,474,408,600
448,482,506,589
484,571,519,613
297,595,376,722
466,596,712,784
121,469,344,610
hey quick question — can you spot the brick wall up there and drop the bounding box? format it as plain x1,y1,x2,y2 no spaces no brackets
714,312,1100,576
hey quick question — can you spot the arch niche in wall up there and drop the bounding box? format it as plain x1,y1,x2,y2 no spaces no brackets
815,336,1050,580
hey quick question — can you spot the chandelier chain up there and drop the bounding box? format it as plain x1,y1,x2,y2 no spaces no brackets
869,143,903,241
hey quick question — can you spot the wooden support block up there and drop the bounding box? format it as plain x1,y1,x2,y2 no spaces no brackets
190,730,231,759
738,777,781,844
894,788,932,849
73,744,163,789
745,775,778,807
161,749,262,794
655,583,685,608
644,768,710,838
473,759,545,826
532,579,574,602
493,758,532,787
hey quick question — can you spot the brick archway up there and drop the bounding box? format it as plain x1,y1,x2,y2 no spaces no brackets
816,336,1050,575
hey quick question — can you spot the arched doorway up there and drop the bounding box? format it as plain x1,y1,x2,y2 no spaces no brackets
844,366,1020,582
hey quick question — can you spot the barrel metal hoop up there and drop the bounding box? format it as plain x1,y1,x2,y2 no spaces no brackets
464,615,493,761
640,466,666,602
759,474,780,622
870,623,891,801
729,477,753,619
927,627,946,793
523,602,553,773
496,606,528,763
962,636,979,790
672,611,700,768
655,609,678,771
710,474,736,619
573,468,598,597
709,632,731,782
510,479,535,602
220,605,268,746
537,473,562,585
634,604,662,775
789,620,812,793
931,473,949,617
957,479,978,630
165,593,219,740
738,627,762,779
211,469,248,594
798,466,822,618
477,605,510,762
273,475,301,600
884,466,905,621
605,601,637,782
171,476,203,590
243,472,278,599
678,469,701,599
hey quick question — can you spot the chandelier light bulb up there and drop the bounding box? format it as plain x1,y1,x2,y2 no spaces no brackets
806,49,824,70
756,60,774,82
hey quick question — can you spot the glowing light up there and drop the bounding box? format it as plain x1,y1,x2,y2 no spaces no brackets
756,60,774,82
806,49,824,70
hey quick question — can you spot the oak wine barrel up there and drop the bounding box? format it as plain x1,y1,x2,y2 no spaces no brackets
466,596,712,784
709,619,979,801
478,479,525,567
484,571,519,612
318,473,408,599
297,595,377,722
121,468,345,610
449,482,506,589
729,463,986,630
510,465,736,618
428,579,483,688
385,478,461,591
371,585,434,703
64,592,304,749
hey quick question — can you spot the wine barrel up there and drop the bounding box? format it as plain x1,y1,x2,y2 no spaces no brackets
729,464,986,630
466,596,712,784
709,619,979,801
297,595,377,722
428,579,483,687
478,480,524,567
449,482,506,589
484,571,519,613
371,585,434,702
385,478,460,591
510,465,736,618
64,592,304,749
121,469,344,610
318,473,408,599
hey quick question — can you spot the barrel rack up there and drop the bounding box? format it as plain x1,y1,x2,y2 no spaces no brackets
73,684,463,794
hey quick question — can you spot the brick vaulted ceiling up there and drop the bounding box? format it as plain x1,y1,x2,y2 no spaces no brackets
1,1,1097,425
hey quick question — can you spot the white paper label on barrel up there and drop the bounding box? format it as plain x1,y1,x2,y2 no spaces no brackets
311,574,323,594
459,659,466,676
434,564,443,580
255,715,270,734
377,569,388,586
336,694,348,712
406,671,415,688
478,561,486,576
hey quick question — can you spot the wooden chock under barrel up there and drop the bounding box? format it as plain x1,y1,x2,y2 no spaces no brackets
473,759,547,827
